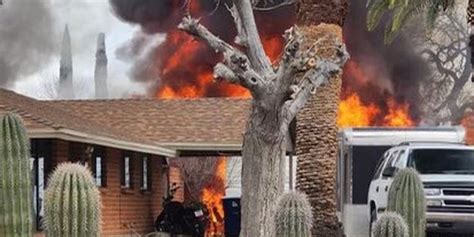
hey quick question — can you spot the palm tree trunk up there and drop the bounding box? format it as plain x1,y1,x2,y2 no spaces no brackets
295,0,349,236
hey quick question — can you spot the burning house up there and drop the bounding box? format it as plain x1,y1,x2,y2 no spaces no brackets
0,0,472,236
104,0,472,235
0,88,252,236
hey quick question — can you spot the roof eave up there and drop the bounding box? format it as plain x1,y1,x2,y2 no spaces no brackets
157,142,242,152
28,128,176,157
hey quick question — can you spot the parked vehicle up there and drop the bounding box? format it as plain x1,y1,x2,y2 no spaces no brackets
155,183,207,237
368,142,474,235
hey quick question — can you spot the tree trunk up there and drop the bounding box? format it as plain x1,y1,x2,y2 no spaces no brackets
240,102,287,237
295,0,349,236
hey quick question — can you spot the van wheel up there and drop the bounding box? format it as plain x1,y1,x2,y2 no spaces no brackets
369,208,377,237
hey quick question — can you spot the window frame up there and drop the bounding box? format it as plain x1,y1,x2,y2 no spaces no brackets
121,151,133,189
372,151,390,180
395,149,407,169
141,155,152,191
91,146,107,187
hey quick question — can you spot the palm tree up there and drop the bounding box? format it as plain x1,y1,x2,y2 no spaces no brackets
367,0,456,43
295,0,349,236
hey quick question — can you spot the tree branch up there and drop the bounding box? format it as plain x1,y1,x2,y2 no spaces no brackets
234,0,273,74
281,40,349,122
253,0,296,11
178,16,266,95
226,4,247,47
283,58,345,123
178,16,235,54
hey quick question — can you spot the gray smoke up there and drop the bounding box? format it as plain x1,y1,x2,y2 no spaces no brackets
343,0,431,121
0,0,56,87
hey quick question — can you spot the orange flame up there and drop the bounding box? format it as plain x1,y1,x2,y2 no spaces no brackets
383,99,414,127
338,93,415,128
201,158,226,236
337,93,380,127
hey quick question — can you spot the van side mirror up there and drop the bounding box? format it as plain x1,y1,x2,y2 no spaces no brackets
382,166,397,178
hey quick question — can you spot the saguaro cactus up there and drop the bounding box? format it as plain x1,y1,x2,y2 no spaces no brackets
372,212,409,237
44,163,101,236
0,113,34,236
387,168,426,237
275,191,313,237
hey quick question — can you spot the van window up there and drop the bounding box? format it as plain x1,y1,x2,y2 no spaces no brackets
412,149,474,174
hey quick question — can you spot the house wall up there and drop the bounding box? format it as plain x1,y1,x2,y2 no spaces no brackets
35,139,172,236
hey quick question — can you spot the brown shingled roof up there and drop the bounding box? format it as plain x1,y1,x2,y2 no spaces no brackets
43,97,250,146
0,88,250,152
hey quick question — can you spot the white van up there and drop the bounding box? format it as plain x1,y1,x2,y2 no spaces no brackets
368,142,474,235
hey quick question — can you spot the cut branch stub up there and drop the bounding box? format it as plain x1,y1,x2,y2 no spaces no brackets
282,27,303,63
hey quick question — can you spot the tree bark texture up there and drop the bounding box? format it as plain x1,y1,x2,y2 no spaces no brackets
240,102,287,237
295,0,349,236
297,0,349,27
296,25,346,237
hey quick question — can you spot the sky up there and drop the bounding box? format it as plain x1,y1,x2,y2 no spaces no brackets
2,0,154,99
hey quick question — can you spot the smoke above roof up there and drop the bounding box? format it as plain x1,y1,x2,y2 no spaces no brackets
0,0,56,87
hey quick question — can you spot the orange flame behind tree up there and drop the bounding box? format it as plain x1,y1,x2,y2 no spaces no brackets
201,158,226,236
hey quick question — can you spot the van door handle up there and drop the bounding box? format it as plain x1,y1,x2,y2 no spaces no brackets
385,186,389,192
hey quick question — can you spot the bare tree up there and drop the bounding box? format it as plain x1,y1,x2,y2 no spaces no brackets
172,157,219,203
36,74,90,100
178,0,349,236
417,10,473,123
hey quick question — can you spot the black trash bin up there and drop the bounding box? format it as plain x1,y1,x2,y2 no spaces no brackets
223,197,240,237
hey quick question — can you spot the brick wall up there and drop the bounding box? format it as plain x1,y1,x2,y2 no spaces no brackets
100,148,167,236
463,113,474,145
168,166,185,202
36,139,170,236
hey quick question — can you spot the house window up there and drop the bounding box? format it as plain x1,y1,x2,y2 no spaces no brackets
141,156,152,191
121,153,132,188
92,147,106,187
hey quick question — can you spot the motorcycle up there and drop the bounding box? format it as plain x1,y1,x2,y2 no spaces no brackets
155,183,207,237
